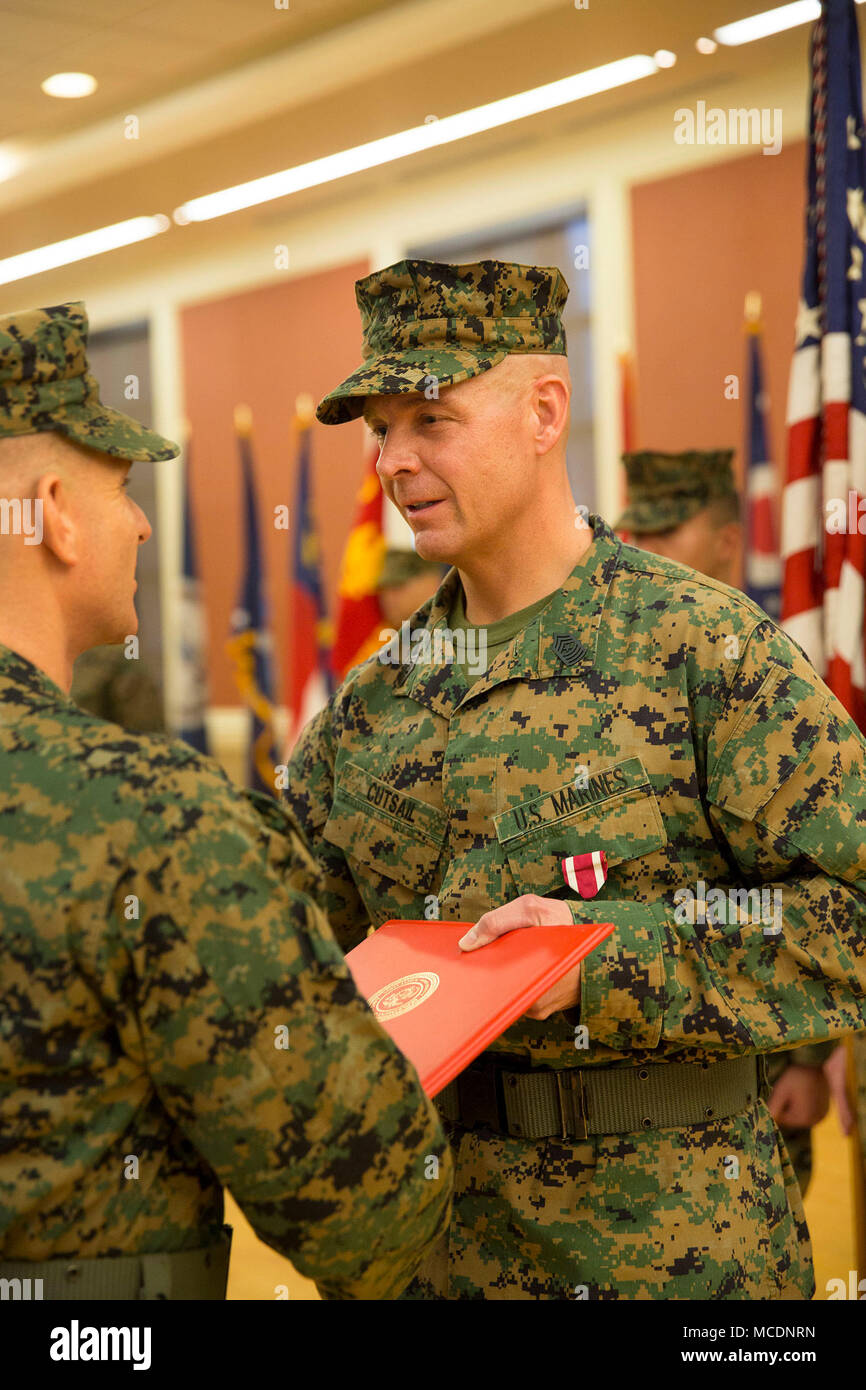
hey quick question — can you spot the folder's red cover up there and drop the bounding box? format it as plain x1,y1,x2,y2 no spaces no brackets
345,919,615,1097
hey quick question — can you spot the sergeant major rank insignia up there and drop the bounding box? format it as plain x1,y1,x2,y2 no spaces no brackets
552,632,586,666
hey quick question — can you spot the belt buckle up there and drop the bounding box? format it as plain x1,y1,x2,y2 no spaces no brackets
556,1070,588,1141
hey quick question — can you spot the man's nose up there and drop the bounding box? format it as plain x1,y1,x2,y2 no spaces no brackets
136,503,152,544
376,432,421,481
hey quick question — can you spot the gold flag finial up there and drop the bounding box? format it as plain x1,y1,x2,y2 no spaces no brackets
294,393,316,430
234,403,253,436
745,291,762,329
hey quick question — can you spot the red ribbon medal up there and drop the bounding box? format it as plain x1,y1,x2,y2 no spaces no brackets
561,849,608,899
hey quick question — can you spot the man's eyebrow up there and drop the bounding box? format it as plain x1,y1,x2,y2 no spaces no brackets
363,395,458,427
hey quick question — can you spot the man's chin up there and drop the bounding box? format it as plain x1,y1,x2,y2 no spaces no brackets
413,529,460,567
101,611,138,648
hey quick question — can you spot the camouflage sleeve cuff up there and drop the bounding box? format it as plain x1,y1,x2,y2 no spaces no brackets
567,898,665,1050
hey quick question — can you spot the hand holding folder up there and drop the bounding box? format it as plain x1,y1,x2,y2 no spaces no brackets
457,893,586,1019
346,903,614,1097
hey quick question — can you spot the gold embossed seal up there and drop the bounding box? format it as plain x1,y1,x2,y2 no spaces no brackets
367,971,440,1020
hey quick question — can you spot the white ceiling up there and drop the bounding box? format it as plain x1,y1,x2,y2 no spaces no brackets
0,0,846,282
0,0,404,140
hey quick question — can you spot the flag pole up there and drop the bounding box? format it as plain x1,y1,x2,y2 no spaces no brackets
227,403,278,793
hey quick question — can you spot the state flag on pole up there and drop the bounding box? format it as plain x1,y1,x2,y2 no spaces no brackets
286,411,333,752
744,312,782,619
175,441,210,754
561,850,608,899
331,439,386,680
780,0,866,731
226,407,278,795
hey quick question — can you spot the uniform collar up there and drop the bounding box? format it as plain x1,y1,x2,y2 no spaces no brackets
391,513,621,716
0,642,70,705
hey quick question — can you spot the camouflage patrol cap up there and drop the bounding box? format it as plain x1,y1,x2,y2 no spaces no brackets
376,547,446,591
616,449,738,533
316,258,569,426
0,302,179,462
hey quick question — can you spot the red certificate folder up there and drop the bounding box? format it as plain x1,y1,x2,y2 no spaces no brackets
345,919,615,1098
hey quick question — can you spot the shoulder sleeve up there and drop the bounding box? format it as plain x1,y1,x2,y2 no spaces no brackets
282,694,371,951
97,747,453,1299
576,618,866,1055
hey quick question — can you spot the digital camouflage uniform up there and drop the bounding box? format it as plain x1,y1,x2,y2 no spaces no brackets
284,260,866,1300
618,447,836,1197
0,302,453,1300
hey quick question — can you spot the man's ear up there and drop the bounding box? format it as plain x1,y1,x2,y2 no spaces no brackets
533,374,571,455
718,520,743,561
37,472,80,567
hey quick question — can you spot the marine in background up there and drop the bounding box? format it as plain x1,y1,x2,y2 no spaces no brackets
616,446,835,1195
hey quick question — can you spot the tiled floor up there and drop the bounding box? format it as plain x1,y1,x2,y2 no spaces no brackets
225,1113,859,1301
804,1110,858,1300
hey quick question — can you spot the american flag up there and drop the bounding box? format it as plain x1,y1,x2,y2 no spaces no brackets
744,319,782,619
781,0,866,732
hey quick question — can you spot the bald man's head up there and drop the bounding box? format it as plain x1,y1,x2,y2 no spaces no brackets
479,352,571,436
0,430,68,493
0,430,153,657
494,352,572,389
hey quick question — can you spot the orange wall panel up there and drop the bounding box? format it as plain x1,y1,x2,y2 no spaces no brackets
631,141,808,492
180,260,369,705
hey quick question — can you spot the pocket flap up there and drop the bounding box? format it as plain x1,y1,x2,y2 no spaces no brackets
495,757,667,894
322,761,447,890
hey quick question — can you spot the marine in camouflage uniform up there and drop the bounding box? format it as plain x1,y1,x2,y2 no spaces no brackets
284,259,866,1300
0,302,452,1300
71,644,165,732
377,545,447,632
617,448,835,1197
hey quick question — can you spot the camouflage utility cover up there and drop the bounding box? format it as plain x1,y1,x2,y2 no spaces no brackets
0,302,179,462
284,513,866,1298
316,259,568,426
617,449,737,534
0,645,452,1299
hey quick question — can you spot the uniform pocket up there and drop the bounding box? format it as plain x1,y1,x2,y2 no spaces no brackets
494,757,668,896
321,760,448,892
